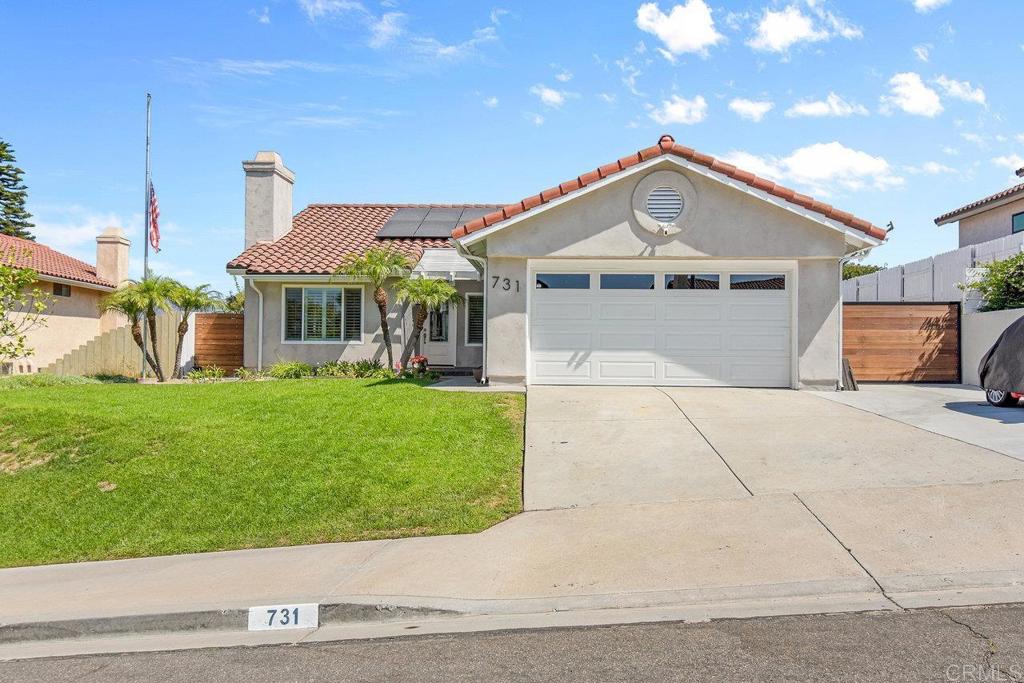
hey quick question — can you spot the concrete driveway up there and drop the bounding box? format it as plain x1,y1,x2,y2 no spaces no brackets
525,386,1024,510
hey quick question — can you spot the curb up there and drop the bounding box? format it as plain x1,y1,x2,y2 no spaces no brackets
0,602,458,645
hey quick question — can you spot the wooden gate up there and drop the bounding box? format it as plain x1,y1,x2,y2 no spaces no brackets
842,303,960,383
194,313,244,374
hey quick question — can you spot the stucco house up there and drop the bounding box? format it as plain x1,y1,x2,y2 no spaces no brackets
227,135,886,389
1,228,130,374
935,167,1024,247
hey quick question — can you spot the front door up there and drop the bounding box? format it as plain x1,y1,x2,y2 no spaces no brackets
422,303,456,366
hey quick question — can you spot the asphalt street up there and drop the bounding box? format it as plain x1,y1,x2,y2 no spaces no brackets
5,604,1024,682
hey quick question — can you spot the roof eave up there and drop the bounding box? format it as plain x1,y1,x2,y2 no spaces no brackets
934,187,1024,226
35,273,116,292
455,155,886,249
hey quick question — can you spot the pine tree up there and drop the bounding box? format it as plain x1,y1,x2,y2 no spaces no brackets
0,139,35,240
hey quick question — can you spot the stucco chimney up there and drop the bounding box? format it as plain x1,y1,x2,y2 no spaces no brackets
243,151,295,248
95,226,130,287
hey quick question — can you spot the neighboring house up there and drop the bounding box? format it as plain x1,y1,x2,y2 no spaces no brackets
227,136,885,389
1,228,130,374
935,167,1024,247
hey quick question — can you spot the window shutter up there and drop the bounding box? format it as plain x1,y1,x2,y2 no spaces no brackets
325,289,343,340
343,288,362,341
284,288,303,340
467,295,484,345
305,288,325,339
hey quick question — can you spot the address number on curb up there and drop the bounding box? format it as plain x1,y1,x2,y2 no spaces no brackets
247,603,319,631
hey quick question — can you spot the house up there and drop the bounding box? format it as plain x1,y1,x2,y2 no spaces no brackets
935,167,1024,247
1,228,130,374
227,136,886,389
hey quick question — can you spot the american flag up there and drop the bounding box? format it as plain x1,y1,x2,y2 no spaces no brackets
148,184,160,253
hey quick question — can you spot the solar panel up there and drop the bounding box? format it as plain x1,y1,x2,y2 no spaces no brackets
375,208,431,237
375,206,501,239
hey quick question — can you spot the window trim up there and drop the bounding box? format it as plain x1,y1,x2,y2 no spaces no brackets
1013,211,1024,235
280,284,364,345
465,293,484,347
52,282,72,297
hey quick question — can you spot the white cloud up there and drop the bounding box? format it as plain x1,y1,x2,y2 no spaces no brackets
942,146,959,155
960,132,986,146
410,26,498,60
649,94,708,125
913,44,930,62
598,92,617,104
554,68,573,82
250,6,271,24
529,84,576,108
1016,133,1024,144
635,0,724,57
748,5,828,52
31,206,127,256
615,56,644,96
728,98,774,122
368,12,404,48
747,2,861,54
723,142,903,197
934,75,986,106
297,0,364,21
482,96,499,108
911,0,951,13
785,92,868,118
526,112,545,126
489,8,510,24
993,154,1024,171
214,59,339,76
906,161,956,174
880,72,943,117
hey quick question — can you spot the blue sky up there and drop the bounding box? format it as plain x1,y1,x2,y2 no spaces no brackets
4,0,1022,292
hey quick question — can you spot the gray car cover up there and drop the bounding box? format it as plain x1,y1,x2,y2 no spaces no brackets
978,314,1024,392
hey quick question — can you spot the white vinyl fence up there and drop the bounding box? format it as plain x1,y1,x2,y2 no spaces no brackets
843,232,1024,308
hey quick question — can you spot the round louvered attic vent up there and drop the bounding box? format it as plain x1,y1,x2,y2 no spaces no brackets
646,186,684,222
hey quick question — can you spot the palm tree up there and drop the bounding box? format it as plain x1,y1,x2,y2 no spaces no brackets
394,277,462,369
99,286,161,379
134,276,176,381
334,248,411,371
170,283,225,378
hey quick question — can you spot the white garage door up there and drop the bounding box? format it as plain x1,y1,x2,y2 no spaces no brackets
529,264,793,387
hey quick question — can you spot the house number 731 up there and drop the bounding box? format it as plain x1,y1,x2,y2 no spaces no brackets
491,276,520,292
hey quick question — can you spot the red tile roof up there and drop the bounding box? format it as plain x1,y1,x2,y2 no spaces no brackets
451,135,888,242
0,233,113,288
934,182,1024,225
226,204,501,275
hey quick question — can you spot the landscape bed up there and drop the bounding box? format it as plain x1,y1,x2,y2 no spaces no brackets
0,378,525,567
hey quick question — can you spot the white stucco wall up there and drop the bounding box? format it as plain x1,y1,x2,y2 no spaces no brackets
8,281,111,374
962,307,1024,386
958,196,1024,248
468,159,861,387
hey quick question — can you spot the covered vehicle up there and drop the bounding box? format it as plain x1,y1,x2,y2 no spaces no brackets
978,314,1024,407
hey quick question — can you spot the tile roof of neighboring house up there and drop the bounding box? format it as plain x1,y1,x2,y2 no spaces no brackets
0,233,113,288
934,182,1024,225
226,204,502,275
451,135,888,242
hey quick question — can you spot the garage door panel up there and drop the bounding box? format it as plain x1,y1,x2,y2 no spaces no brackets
532,330,592,351
530,265,793,387
599,303,657,321
665,302,724,321
534,360,592,379
664,332,723,352
598,361,657,380
534,302,592,321
598,331,657,350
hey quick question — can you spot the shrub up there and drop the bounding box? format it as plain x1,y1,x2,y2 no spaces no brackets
314,359,392,379
967,252,1024,312
842,263,884,280
91,374,136,384
234,367,266,381
0,374,101,390
186,365,226,383
267,361,314,379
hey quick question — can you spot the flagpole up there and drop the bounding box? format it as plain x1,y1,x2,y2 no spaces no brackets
141,93,152,378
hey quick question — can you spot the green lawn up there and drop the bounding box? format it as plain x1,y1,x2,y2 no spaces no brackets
0,379,524,568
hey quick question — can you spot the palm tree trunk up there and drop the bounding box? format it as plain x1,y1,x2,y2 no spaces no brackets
400,306,429,368
129,319,160,379
146,310,165,382
173,317,189,379
374,286,395,371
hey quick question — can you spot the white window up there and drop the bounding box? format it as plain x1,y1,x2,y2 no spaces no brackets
283,286,362,342
465,293,484,346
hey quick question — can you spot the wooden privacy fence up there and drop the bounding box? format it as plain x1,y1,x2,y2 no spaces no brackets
44,313,181,377
842,303,961,383
194,313,244,374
